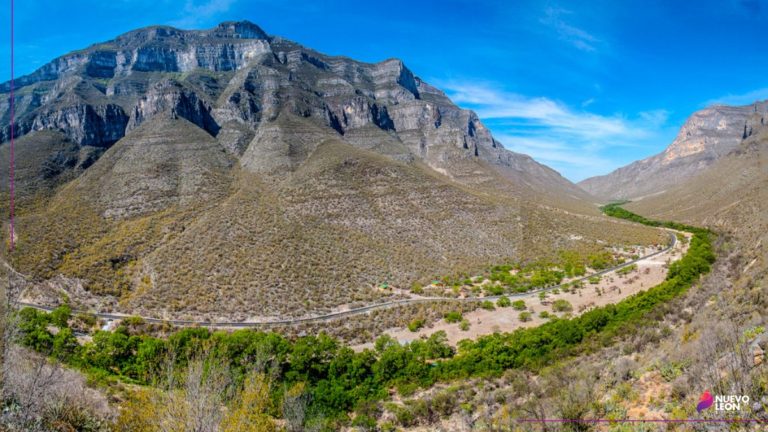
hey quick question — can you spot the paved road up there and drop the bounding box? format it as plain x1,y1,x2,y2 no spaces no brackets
15,231,677,328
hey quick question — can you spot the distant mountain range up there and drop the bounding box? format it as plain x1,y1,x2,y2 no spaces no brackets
0,21,661,320
579,101,768,200
580,96,767,290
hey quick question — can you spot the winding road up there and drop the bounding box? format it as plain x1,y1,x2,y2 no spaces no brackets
14,231,677,329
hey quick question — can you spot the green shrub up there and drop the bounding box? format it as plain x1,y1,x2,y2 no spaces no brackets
481,300,495,310
459,320,470,331
444,311,463,323
408,318,425,332
50,305,72,328
12,203,713,427
496,296,512,308
123,316,146,327
352,415,378,430
552,299,573,313
616,264,638,276
484,284,505,296
512,300,526,311
391,404,416,427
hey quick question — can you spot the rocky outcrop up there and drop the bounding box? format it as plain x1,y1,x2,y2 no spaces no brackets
1,19,593,212
127,80,219,135
0,20,667,320
579,102,768,200
3,103,129,147
0,22,271,93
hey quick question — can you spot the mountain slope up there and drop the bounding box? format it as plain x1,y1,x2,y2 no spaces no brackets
626,127,767,266
0,21,663,319
579,101,768,200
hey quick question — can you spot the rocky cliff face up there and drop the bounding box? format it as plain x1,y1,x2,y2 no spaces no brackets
0,21,663,319
1,20,590,211
579,102,768,200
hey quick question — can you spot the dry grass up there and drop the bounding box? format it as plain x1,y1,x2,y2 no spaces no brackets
0,124,662,321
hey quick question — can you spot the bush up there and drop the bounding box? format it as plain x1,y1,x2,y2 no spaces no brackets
459,320,470,331
12,203,712,428
484,284,505,296
76,313,98,328
123,316,146,327
50,305,72,328
552,299,573,313
496,296,511,308
616,264,638,276
352,415,378,431
512,300,526,311
408,318,425,332
444,311,463,323
411,283,424,294
390,404,416,427
481,301,495,310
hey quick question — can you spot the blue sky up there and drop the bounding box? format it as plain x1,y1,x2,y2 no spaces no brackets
2,0,768,181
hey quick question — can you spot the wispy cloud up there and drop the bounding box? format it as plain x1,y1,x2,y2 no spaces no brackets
540,6,599,52
705,87,768,106
439,81,673,181
170,0,238,28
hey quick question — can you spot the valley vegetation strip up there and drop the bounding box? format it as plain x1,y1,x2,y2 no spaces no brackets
15,231,676,328
12,205,715,425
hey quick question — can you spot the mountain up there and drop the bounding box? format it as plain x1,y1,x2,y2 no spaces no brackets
0,21,662,320
579,101,768,200
625,125,767,267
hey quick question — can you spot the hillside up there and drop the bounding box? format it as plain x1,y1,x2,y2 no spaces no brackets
536,121,767,431
579,101,768,200
626,128,767,273
0,21,663,320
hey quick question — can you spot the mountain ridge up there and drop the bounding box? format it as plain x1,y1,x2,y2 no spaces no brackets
0,20,663,319
579,100,768,200
1,20,602,214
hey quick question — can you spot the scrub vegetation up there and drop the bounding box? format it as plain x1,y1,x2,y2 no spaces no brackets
5,206,715,430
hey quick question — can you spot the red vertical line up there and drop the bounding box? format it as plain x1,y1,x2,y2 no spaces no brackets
8,0,14,252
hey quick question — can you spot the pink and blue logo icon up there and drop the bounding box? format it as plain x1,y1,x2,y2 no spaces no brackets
697,390,714,413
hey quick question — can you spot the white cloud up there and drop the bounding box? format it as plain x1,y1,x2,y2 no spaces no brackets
705,87,768,107
540,7,599,52
445,82,652,141
638,109,670,126
438,81,673,181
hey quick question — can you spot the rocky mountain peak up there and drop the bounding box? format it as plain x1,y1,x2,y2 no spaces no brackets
0,20,662,322
115,20,268,44
1,20,594,214
579,99,768,200
205,20,269,39
659,102,768,164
